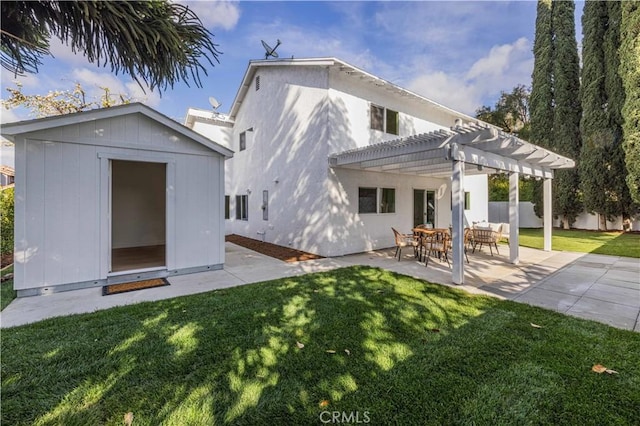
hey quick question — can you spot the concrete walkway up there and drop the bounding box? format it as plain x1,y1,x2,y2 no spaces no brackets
1,243,639,331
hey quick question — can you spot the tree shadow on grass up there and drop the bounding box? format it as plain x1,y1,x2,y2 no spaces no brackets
2,266,639,425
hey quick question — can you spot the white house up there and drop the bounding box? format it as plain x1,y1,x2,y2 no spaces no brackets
186,58,574,284
187,58,490,252
1,103,233,296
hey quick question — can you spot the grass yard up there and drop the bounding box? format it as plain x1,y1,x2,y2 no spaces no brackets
2,266,639,425
1,264,15,311
518,228,640,258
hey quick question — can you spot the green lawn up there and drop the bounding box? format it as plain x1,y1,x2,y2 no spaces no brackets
518,228,640,258
1,264,15,311
2,266,639,425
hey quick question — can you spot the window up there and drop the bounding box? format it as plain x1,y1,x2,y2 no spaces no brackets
358,187,377,214
370,104,399,135
464,192,471,210
239,131,246,151
225,195,230,219
380,188,396,213
255,75,260,91
386,110,398,135
370,105,384,131
359,187,396,214
262,190,268,221
236,195,248,220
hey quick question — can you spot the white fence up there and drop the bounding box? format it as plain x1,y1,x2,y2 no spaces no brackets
488,201,640,231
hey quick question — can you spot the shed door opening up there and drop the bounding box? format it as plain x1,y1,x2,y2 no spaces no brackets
111,160,166,272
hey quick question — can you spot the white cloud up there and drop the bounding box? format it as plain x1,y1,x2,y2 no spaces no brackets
408,71,482,116
1,68,40,89
407,38,534,115
0,108,22,124
181,0,240,30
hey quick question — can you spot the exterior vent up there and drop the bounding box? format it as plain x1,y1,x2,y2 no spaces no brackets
255,75,260,91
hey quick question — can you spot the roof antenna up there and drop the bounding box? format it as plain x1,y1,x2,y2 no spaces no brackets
209,96,221,111
261,39,281,59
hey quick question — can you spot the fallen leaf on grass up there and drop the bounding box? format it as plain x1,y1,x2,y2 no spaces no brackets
375,290,384,294
319,400,330,408
592,364,607,373
124,412,133,426
326,349,336,354
429,328,440,333
592,364,618,374
530,323,543,328
344,349,351,356
296,341,305,349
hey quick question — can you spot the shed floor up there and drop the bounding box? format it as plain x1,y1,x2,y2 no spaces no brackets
111,245,165,272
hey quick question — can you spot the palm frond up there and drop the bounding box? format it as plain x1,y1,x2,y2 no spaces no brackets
1,0,221,93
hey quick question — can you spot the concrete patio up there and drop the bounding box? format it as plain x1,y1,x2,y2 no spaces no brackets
1,243,638,331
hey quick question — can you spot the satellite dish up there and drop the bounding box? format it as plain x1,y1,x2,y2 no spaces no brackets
208,96,221,110
261,39,281,59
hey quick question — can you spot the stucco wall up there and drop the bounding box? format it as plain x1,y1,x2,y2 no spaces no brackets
202,63,489,257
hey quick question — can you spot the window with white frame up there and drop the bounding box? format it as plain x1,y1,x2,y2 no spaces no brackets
370,104,399,135
359,187,396,214
236,195,248,220
464,192,471,210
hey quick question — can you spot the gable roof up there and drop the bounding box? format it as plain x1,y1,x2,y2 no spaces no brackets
1,102,234,158
228,57,480,124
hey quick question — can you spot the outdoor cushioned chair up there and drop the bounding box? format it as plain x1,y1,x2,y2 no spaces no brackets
392,227,419,261
472,226,501,256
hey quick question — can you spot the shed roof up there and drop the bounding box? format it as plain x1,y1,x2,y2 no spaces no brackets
1,103,234,158
329,122,575,179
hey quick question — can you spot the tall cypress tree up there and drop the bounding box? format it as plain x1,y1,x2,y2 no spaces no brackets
579,0,622,229
620,2,640,205
530,0,554,218
551,0,582,228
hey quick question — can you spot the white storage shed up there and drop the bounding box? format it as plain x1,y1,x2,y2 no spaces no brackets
1,103,233,297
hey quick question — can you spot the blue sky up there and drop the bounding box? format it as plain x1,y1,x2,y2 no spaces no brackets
1,1,584,128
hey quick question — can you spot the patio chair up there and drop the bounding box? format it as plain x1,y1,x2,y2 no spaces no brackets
424,230,451,268
391,227,419,261
472,227,501,256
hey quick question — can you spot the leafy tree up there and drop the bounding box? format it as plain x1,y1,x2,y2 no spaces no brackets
2,82,132,117
0,1,221,93
580,0,635,230
620,2,640,205
476,85,534,201
476,85,531,140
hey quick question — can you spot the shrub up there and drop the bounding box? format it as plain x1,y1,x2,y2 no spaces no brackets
1,187,14,256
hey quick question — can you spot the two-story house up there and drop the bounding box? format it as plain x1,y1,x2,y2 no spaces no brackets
186,58,573,279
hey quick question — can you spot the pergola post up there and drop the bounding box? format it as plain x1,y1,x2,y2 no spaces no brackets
543,177,552,251
509,172,520,264
452,157,465,284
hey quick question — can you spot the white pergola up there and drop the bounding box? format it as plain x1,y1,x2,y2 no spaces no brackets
329,122,575,285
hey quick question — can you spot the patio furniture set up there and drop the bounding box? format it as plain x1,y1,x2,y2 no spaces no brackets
392,222,508,268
